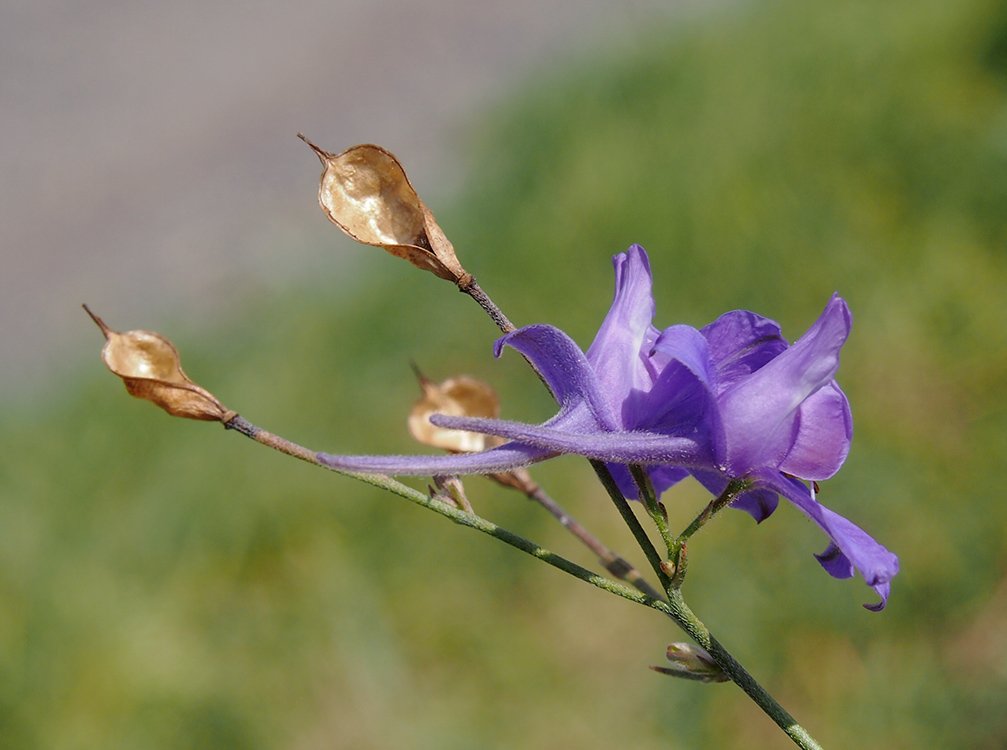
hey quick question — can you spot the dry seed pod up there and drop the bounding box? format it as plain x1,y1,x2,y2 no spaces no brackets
299,135,469,283
408,367,500,453
408,366,540,495
84,305,234,422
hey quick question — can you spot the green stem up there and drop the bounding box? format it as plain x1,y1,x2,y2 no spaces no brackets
589,460,671,590
665,589,823,750
630,464,676,557
678,478,752,542
524,483,665,602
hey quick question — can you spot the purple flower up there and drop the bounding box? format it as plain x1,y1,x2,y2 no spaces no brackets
319,245,898,609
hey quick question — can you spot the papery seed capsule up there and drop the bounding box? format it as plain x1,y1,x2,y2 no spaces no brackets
84,305,234,422
300,135,469,283
408,365,500,453
407,365,539,495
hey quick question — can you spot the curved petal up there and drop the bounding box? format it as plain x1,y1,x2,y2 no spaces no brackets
496,324,619,430
718,295,852,475
317,441,552,476
650,325,715,389
429,414,710,467
759,470,899,611
646,324,724,462
779,381,853,480
730,489,781,523
585,245,656,407
814,542,854,579
699,310,787,394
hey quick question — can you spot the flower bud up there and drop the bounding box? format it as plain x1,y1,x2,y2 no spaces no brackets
430,475,474,513
84,305,234,422
650,643,729,683
300,135,469,284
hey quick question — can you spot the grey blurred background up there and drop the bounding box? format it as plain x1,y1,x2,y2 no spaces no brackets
1,0,696,397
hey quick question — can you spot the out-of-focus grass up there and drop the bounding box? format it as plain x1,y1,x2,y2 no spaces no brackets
4,0,1007,747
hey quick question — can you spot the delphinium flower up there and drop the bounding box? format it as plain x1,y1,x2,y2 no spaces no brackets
319,245,898,609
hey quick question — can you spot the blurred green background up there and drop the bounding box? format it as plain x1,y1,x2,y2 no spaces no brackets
4,0,1007,747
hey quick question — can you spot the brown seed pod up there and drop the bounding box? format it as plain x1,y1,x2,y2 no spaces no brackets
300,135,469,284
407,365,540,495
84,305,234,422
408,367,500,453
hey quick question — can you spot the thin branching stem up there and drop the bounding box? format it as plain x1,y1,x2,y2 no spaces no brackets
589,460,671,590
225,415,653,608
630,464,677,558
678,478,752,542
457,277,516,334
225,413,821,749
523,483,665,601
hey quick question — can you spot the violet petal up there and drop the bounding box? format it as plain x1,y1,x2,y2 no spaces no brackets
779,381,853,480
761,470,899,611
585,244,656,407
495,324,619,430
647,324,725,461
717,295,851,475
699,309,787,394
